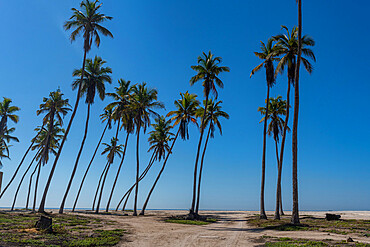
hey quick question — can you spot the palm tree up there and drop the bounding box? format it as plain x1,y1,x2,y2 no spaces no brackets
72,108,113,211
189,51,229,216
0,98,20,138
292,0,302,225
258,96,289,219
0,90,70,199
250,38,278,219
140,92,199,215
39,0,113,213
95,138,123,213
59,56,112,213
131,83,164,216
105,79,135,212
195,99,229,214
273,25,315,220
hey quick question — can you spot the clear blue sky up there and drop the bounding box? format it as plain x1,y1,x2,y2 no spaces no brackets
1,0,369,211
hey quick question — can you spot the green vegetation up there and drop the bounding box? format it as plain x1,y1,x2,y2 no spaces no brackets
262,236,370,247
165,218,217,225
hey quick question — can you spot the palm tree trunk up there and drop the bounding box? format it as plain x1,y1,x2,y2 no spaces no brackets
195,124,212,214
121,152,156,211
292,0,302,225
140,129,180,215
190,94,209,215
106,132,129,212
274,138,282,219
38,49,87,213
72,122,109,212
92,162,109,211
11,152,38,211
133,126,140,216
95,161,112,214
115,151,156,211
26,163,38,210
0,125,44,199
59,103,90,214
260,87,270,220
32,161,42,212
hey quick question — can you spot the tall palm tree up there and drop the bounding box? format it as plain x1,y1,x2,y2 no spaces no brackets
72,108,113,211
250,38,278,219
292,0,303,225
273,25,315,220
0,91,70,199
105,79,135,212
39,0,113,213
0,127,18,168
131,83,164,216
95,138,123,213
189,51,229,216
258,96,289,219
140,92,199,215
195,99,229,214
59,56,112,213
0,98,20,138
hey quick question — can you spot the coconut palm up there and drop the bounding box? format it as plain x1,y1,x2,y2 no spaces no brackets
39,0,113,213
250,38,278,219
59,56,112,214
140,92,199,215
273,25,315,220
72,108,113,211
194,99,229,214
130,83,164,216
189,51,229,216
105,79,135,212
95,138,123,213
0,98,20,138
258,96,289,218
0,127,19,170
0,90,70,200
0,142,10,168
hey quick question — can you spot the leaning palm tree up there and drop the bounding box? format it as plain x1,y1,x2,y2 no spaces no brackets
0,98,20,138
39,0,113,213
273,25,315,218
194,99,229,214
189,51,229,216
105,79,135,212
0,90,70,200
131,83,164,216
140,92,199,215
59,56,112,214
95,138,123,213
72,108,113,211
258,96,289,218
250,38,278,219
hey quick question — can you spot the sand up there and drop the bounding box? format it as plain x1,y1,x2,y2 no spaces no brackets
70,210,370,246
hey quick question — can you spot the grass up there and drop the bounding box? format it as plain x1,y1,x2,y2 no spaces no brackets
165,216,217,225
0,211,126,247
262,236,370,247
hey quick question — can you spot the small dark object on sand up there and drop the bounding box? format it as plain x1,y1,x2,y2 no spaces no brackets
347,237,354,242
325,213,341,221
35,215,53,233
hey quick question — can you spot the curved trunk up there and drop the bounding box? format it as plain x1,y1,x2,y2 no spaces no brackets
11,152,38,211
140,129,180,215
260,86,270,219
0,125,44,199
274,138,281,219
26,162,38,210
115,151,155,211
121,152,156,211
106,132,129,212
59,103,90,214
95,161,112,214
92,162,109,211
291,0,302,225
72,122,109,212
32,161,42,212
133,126,140,216
195,124,212,214
190,93,209,214
38,49,87,213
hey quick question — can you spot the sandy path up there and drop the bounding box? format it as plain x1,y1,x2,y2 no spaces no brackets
72,210,370,247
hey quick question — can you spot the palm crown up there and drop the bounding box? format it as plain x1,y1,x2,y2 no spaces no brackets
167,92,199,140
0,98,20,136
37,90,71,126
101,138,124,164
64,0,113,52
148,116,174,162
